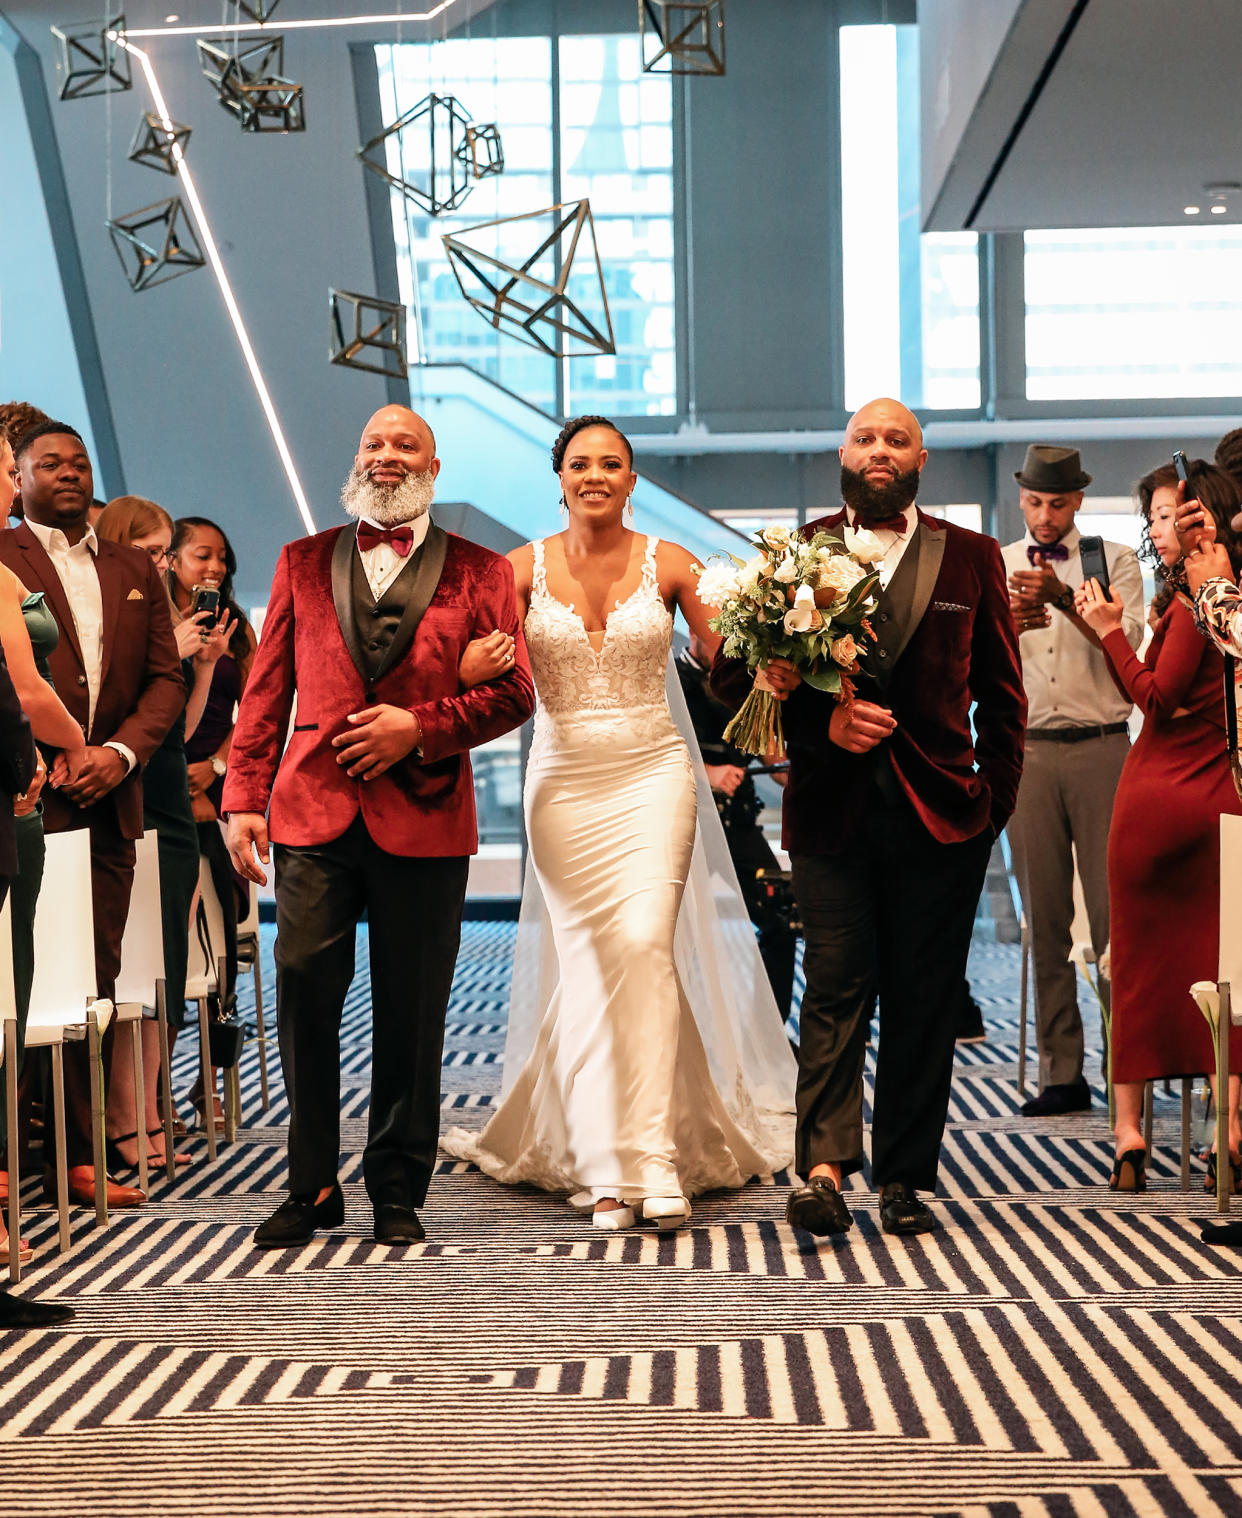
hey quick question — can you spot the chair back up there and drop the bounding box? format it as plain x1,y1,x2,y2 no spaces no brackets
1220,815,1242,992
187,855,228,996
115,831,165,1007
27,830,97,1032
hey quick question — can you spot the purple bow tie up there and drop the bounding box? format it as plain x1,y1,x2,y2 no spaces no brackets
1027,542,1069,564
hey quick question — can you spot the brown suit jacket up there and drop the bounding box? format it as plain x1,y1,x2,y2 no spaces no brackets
0,522,186,839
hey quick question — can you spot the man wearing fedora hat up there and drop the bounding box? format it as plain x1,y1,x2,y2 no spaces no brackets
1003,445,1143,1116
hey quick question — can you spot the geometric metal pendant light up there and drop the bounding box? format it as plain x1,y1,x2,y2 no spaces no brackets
329,289,409,380
128,111,192,174
639,0,726,76
359,93,476,216
51,13,133,99
106,197,206,292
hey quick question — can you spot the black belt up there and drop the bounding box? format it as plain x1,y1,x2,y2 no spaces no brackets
1026,722,1129,744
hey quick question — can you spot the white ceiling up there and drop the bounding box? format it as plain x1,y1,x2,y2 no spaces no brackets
920,0,1242,232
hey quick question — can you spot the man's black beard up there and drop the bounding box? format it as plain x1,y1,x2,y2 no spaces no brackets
840,462,921,522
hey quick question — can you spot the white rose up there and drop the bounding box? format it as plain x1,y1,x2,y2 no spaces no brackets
761,525,792,551
695,563,742,605
783,583,820,635
830,633,858,667
816,554,867,594
772,554,799,584
843,524,886,564
743,553,768,579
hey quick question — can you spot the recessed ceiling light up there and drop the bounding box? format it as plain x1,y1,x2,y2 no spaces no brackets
164,12,179,19
1211,204,1228,214
1184,205,1201,215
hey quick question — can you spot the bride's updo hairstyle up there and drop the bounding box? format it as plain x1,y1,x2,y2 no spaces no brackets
550,414,634,473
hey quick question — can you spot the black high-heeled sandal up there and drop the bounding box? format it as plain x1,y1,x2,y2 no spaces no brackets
1109,1148,1147,1192
1204,1152,1242,1194
105,1130,141,1175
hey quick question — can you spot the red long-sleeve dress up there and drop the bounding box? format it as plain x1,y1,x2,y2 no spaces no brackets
1102,596,1242,1082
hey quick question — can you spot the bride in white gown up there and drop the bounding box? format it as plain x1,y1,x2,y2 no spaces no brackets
442,417,794,1230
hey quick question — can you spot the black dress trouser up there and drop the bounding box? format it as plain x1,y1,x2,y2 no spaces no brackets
790,791,991,1191
273,816,469,1209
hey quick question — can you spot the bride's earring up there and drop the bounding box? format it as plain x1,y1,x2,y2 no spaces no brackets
623,494,635,527
559,493,568,522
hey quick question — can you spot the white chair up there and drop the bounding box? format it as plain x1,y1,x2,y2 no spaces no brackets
114,832,180,1189
0,894,22,1281
26,830,115,1244
235,877,270,1111
1191,814,1242,1212
185,855,238,1158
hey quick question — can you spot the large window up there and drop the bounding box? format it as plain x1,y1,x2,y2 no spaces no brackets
376,35,675,418
1024,227,1242,401
839,24,980,412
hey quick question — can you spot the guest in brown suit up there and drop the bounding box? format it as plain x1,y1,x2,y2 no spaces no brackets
2,423,184,1208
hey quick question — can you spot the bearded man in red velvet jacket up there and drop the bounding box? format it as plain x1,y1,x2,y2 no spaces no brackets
712,398,1026,1240
224,405,534,1249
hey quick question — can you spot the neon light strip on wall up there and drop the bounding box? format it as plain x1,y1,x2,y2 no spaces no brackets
112,34,318,535
121,6,468,40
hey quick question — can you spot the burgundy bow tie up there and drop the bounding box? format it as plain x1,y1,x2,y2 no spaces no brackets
357,522,414,557
863,514,908,536
1027,542,1069,563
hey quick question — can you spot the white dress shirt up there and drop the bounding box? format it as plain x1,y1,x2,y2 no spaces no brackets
846,503,918,590
999,524,1144,730
355,511,430,601
25,518,136,772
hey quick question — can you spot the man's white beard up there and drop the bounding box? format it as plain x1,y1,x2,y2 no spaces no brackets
341,466,435,526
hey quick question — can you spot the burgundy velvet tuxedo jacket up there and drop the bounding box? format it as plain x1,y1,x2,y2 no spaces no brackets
0,522,185,840
711,507,1026,855
222,523,535,857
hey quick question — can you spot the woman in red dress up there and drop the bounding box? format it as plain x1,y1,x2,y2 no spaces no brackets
1078,459,1242,1192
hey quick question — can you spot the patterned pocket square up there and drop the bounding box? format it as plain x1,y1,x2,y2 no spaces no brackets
126,589,144,601
932,600,970,613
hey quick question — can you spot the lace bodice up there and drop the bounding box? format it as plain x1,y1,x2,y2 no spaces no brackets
526,535,677,750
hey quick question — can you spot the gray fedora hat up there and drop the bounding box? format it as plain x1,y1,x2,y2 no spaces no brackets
1014,444,1092,492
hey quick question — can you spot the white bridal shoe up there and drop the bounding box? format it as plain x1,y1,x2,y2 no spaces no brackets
592,1204,636,1230
642,1196,691,1231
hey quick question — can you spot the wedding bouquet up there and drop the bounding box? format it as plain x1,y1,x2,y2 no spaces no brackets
696,523,884,758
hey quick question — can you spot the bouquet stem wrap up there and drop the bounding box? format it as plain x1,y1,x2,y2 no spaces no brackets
722,684,785,760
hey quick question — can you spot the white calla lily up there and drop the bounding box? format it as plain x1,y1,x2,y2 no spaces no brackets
843,524,886,564
783,582,818,634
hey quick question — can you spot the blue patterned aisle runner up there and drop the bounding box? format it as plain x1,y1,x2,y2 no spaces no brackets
2,925,1241,1518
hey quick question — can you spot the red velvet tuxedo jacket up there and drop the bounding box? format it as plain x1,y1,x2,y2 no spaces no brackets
711,508,1026,854
0,523,185,840
222,524,535,857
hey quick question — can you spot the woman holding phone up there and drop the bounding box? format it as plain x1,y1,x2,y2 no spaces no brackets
167,518,257,1126
1077,458,1242,1193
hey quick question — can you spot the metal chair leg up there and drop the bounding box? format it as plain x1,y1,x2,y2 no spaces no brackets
217,956,236,1144
1018,923,1030,1096
131,1019,148,1196
1181,1077,1192,1191
253,956,269,1112
87,1010,107,1227
155,982,176,1186
197,996,217,1162
51,1045,69,1252
1219,982,1232,1213
6,1020,20,1284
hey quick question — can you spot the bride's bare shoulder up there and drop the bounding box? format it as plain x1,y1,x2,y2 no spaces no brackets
655,538,705,588
507,541,537,592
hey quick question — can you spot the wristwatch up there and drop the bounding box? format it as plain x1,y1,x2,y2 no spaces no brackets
1052,585,1075,613
209,755,227,778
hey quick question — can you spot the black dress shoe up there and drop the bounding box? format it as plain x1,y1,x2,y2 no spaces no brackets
0,1291,75,1328
373,1204,426,1245
785,1176,853,1236
1019,1078,1091,1117
879,1182,936,1236
253,1181,344,1249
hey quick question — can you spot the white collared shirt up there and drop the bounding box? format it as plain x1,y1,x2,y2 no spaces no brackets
355,512,430,601
999,524,1145,729
846,503,918,590
25,518,135,772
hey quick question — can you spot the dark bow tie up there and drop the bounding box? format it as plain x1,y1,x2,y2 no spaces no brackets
855,514,908,536
357,522,415,557
1027,542,1069,563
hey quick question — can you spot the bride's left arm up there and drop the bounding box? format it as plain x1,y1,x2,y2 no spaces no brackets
663,542,721,657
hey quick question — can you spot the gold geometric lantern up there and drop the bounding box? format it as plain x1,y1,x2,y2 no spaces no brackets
639,0,726,76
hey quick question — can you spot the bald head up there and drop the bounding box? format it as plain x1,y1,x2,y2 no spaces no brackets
839,397,927,523
358,405,436,459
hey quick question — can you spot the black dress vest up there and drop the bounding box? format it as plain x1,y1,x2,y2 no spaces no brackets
350,540,424,684
859,523,923,804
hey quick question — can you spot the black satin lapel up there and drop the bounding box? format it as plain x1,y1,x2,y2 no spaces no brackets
891,524,946,665
331,525,368,681
372,524,449,683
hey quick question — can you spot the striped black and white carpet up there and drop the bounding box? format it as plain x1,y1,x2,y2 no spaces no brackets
3,924,1242,1517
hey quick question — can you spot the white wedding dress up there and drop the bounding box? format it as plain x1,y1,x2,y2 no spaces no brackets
442,536,794,1211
